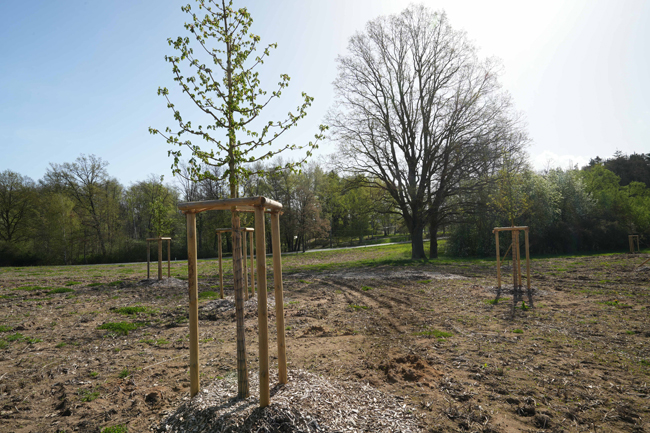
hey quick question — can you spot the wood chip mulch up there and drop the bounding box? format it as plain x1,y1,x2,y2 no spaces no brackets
156,369,424,432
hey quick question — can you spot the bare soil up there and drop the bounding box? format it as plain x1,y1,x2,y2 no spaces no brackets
0,253,649,432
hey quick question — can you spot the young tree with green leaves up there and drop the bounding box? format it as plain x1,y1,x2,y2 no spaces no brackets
150,0,325,398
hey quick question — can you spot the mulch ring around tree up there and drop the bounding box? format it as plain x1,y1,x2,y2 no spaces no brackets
157,369,424,432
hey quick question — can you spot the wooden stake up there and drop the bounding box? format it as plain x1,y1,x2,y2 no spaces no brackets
232,210,249,399
511,230,518,315
495,231,501,300
218,233,223,299
516,231,522,289
271,211,287,384
158,237,163,281
637,256,650,269
255,205,270,407
249,231,256,296
525,229,533,307
147,241,150,279
242,229,249,301
167,239,171,278
186,213,200,397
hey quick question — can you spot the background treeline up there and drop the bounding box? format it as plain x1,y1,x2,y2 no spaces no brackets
1,151,648,266
449,151,650,256
0,155,403,266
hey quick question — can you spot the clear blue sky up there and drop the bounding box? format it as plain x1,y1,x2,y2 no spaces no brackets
1,0,648,185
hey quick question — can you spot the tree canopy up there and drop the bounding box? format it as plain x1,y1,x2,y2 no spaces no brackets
329,5,527,259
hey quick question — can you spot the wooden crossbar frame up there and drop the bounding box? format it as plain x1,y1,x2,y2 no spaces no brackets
215,228,256,300
629,235,640,254
179,196,286,408
146,237,171,280
492,227,533,313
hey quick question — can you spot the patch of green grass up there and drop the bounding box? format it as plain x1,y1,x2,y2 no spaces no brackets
299,279,310,284
0,340,7,350
0,325,12,333
284,300,299,308
640,359,650,367
626,330,636,335
119,368,130,378
65,281,82,286
198,291,219,300
108,280,123,286
349,304,369,311
361,286,373,291
334,290,342,294
413,329,452,339
87,282,103,287
6,332,25,342
79,388,100,402
102,424,128,433
56,342,67,348
97,322,146,336
416,279,432,284
513,329,524,334
114,306,148,315
27,337,42,344
484,297,510,305
13,285,52,291
157,338,169,345
90,371,99,377
48,287,75,294
598,300,630,308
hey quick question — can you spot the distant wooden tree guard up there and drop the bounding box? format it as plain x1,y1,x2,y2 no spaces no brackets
493,226,533,313
146,237,172,280
215,228,256,300
178,197,286,408
629,235,640,254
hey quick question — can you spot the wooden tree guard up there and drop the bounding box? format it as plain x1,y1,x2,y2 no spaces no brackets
215,228,256,300
493,227,533,313
146,237,172,280
629,235,640,254
178,197,287,408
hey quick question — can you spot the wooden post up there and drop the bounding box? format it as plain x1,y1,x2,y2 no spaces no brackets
525,229,533,307
629,235,634,253
249,231,256,296
495,231,501,295
218,232,224,299
147,240,150,279
167,239,171,278
511,230,518,315
232,211,249,399
255,205,270,407
158,237,163,280
242,229,249,301
271,211,287,384
516,231,522,289
186,213,200,397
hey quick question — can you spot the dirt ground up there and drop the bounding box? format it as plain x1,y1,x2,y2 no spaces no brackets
0,252,649,432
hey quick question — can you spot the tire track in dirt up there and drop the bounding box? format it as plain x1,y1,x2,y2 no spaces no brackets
329,278,426,336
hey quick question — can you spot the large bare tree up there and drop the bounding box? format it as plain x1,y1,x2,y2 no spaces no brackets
329,5,527,259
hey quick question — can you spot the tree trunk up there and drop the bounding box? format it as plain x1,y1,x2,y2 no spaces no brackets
429,220,439,259
231,210,248,398
410,225,426,260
